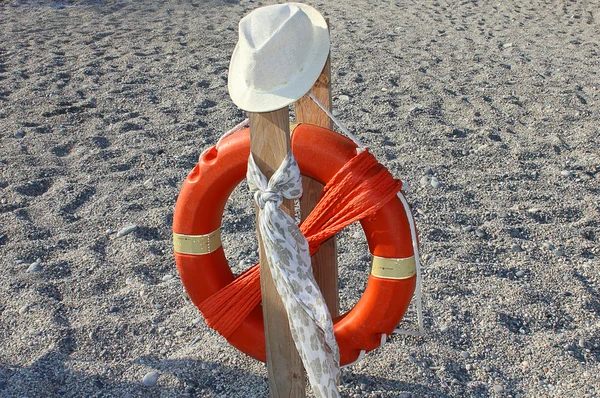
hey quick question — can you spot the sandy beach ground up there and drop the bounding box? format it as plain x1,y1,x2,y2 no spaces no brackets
1,0,599,397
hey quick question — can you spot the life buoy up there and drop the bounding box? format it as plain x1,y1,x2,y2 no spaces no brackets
173,123,417,366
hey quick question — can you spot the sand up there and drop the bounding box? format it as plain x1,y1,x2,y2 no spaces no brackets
0,0,599,397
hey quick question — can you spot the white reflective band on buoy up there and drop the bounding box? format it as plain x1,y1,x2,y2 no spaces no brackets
371,255,417,279
173,230,222,255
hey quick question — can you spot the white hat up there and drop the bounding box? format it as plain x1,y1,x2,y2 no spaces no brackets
228,3,330,113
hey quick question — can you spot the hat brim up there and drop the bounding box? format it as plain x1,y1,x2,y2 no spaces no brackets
228,3,330,113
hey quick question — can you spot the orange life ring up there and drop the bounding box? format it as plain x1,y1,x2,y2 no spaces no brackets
173,123,417,366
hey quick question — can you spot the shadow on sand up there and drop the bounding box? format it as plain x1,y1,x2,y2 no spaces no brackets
0,351,451,397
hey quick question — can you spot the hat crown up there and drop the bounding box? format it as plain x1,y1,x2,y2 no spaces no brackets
238,4,313,92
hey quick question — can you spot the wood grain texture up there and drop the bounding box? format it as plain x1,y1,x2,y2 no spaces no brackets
294,53,332,129
249,109,305,398
294,25,339,317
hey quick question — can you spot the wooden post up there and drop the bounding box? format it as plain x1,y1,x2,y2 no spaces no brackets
294,21,339,317
249,109,305,397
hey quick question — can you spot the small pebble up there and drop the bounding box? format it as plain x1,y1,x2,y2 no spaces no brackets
105,228,114,235
14,129,26,138
493,384,504,393
192,318,201,325
466,364,473,371
424,167,434,176
516,270,525,278
560,170,573,177
439,325,449,333
464,225,474,232
142,371,159,387
19,305,30,315
109,306,119,313
581,230,595,241
511,244,522,253
554,248,564,257
162,274,173,282
430,176,441,189
399,393,412,398
562,275,570,282
469,266,478,272
542,242,554,250
352,231,362,239
503,42,513,48
186,380,198,388
420,176,429,186
27,261,42,273
125,277,135,285
475,228,486,238
154,304,164,310
460,351,470,359
578,338,586,348
338,94,351,101
117,225,138,237
498,211,509,218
